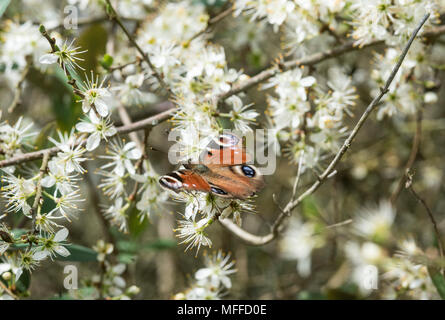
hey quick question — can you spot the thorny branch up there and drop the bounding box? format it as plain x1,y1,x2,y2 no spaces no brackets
219,13,431,246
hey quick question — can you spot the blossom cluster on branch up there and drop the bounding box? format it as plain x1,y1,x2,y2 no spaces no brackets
0,0,445,300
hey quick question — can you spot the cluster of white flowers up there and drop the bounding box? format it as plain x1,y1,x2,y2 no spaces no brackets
382,239,440,300
350,0,442,47
234,0,346,48
0,119,86,282
68,240,140,300
264,67,357,171
99,145,167,232
136,2,258,157
341,201,440,299
174,250,236,300
371,42,438,120
0,228,70,284
38,30,169,233
172,191,256,254
0,21,47,87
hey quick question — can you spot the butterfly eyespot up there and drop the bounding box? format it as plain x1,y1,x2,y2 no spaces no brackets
241,165,256,177
211,187,228,195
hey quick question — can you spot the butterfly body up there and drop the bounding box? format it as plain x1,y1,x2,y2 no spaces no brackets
159,134,264,199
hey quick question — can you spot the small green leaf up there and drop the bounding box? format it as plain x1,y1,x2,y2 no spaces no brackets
301,196,320,220
118,253,136,264
0,0,11,18
15,269,31,293
34,121,57,149
144,239,177,251
100,54,114,70
128,206,149,238
57,244,98,262
10,229,27,239
428,266,445,299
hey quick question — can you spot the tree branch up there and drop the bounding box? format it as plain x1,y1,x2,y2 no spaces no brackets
0,107,175,168
7,58,31,113
188,5,235,42
219,13,431,246
216,22,445,103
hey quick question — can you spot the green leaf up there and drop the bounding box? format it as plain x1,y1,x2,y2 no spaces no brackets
428,266,445,299
100,54,114,70
10,229,28,239
57,244,98,262
27,68,81,131
118,253,136,264
117,239,176,253
0,0,11,18
34,121,57,149
297,290,327,300
128,206,149,238
301,196,320,220
10,243,97,262
144,239,177,250
77,24,108,74
15,269,31,293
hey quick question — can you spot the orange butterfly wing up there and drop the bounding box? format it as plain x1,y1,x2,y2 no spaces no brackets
159,133,264,199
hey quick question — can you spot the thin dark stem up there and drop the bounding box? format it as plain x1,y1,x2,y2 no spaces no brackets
188,5,235,42
83,167,119,256
104,0,172,96
0,280,18,300
31,152,50,233
406,175,445,263
8,58,31,113
39,24,102,118
0,107,175,168
390,109,423,204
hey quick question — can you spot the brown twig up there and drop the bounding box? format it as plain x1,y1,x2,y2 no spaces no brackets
84,166,118,251
104,0,172,96
216,22,445,103
405,173,445,263
390,109,423,204
7,58,31,113
0,107,175,168
117,103,143,149
188,5,235,42
219,13,431,245
31,152,50,233
0,280,19,300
